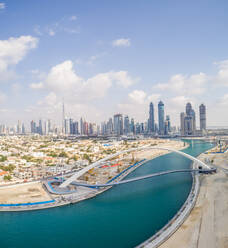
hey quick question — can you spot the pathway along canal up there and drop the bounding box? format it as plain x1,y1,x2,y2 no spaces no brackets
0,140,214,248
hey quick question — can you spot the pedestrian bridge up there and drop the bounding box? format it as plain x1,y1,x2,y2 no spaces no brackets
44,168,216,194
71,168,216,188
60,145,211,188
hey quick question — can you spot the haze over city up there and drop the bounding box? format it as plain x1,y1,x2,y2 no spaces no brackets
1,1,228,126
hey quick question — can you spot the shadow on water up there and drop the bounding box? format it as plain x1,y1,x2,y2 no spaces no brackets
0,140,214,248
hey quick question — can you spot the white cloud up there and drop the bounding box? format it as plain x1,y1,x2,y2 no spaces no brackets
30,60,137,102
112,38,131,47
170,95,190,106
87,54,103,65
38,92,57,106
153,72,208,95
28,60,138,123
128,90,146,104
215,60,228,86
219,93,228,106
48,29,55,36
0,36,38,72
63,27,80,34
0,3,5,9
0,91,7,103
147,94,161,102
44,60,82,92
37,16,80,37
30,82,44,89
70,15,77,21
34,25,42,36
11,83,22,94
110,71,138,88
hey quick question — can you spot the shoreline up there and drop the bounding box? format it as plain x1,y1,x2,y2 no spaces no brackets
137,145,216,248
0,140,187,212
138,161,200,248
158,146,228,248
139,145,215,248
0,159,149,212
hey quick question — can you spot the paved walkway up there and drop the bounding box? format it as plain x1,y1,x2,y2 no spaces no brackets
159,152,228,248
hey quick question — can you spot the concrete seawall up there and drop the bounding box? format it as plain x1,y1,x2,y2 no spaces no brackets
137,163,200,248
0,159,148,212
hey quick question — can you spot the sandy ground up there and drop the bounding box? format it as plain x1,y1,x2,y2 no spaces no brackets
135,140,187,160
160,152,228,248
0,182,51,204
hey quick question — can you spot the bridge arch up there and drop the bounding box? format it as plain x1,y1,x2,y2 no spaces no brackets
60,146,210,188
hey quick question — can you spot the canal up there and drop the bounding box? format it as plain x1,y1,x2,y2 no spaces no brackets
0,140,213,248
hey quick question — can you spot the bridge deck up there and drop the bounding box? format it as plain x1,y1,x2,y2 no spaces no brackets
60,146,211,188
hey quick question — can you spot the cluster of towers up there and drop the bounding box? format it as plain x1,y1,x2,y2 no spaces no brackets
29,102,206,137
180,103,206,136
148,101,171,135
30,119,53,135
59,101,172,136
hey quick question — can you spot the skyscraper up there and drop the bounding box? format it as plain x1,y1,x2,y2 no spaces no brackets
30,120,36,133
148,102,155,133
72,121,79,135
80,117,84,135
124,115,130,135
199,104,206,130
107,118,113,135
180,112,186,136
158,101,165,135
180,103,196,136
64,118,70,134
164,115,171,135
113,114,123,136
38,119,43,135
22,123,25,134
130,118,135,134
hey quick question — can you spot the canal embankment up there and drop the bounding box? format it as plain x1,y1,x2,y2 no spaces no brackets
156,148,228,248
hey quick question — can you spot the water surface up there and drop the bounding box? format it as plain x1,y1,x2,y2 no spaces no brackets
0,140,213,248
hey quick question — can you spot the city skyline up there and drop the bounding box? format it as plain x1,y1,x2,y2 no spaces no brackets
0,101,208,136
1,1,228,126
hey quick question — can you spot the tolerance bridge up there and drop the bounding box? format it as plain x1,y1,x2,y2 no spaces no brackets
60,145,212,188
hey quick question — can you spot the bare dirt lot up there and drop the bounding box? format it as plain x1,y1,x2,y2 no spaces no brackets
0,182,51,204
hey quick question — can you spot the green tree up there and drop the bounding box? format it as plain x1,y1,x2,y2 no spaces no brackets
0,155,7,162
59,151,68,158
3,175,12,181
83,154,91,163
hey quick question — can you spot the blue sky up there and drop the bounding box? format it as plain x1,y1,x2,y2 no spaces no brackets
1,0,228,127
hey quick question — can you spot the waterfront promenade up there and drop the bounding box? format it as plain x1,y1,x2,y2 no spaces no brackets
159,151,228,248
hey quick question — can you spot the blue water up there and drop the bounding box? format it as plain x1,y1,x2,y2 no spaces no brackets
0,140,213,248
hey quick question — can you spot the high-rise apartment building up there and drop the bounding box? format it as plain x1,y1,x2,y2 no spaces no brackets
113,114,123,136
180,103,196,136
130,118,135,134
164,115,171,135
199,104,206,130
107,118,113,135
158,101,165,135
80,118,84,135
180,112,186,136
148,102,155,133
124,115,130,135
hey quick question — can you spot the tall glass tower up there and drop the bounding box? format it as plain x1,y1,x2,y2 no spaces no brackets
113,114,123,136
158,101,165,135
148,102,155,133
199,104,206,130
